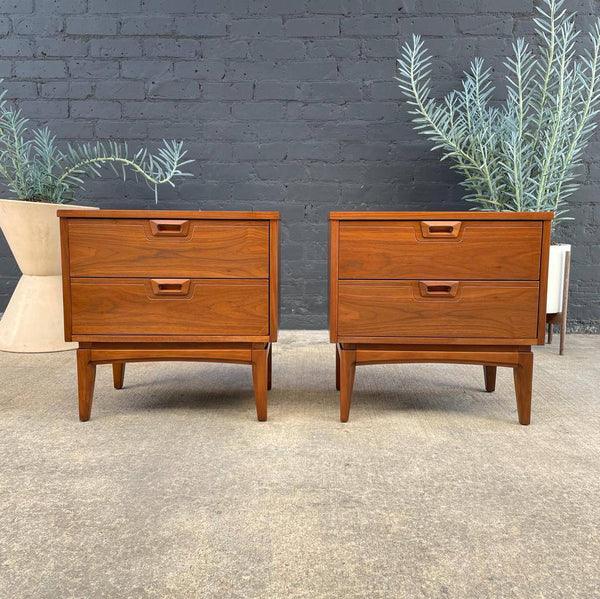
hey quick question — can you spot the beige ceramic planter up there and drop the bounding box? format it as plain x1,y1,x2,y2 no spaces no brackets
0,199,97,352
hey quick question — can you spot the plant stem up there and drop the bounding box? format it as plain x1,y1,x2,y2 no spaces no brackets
57,156,178,187
554,30,600,211
406,45,490,193
531,0,558,158
536,23,570,208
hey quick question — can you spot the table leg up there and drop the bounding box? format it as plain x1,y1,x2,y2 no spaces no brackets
513,352,533,425
340,346,356,423
112,362,126,390
267,343,272,391
77,349,96,422
251,345,268,421
483,365,497,392
335,344,341,391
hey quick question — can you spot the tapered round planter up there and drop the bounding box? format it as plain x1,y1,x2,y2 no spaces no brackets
0,199,96,353
546,243,571,314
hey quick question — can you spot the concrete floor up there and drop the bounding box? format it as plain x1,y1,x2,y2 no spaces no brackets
1,332,599,598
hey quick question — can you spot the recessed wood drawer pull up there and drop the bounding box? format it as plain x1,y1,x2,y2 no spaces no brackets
149,219,190,237
420,221,462,238
150,279,191,296
419,281,459,298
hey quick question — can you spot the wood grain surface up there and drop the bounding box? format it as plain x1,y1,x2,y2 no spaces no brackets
71,278,269,337
338,221,542,281
60,211,279,421
68,219,270,278
337,280,539,340
330,212,551,423
58,210,280,220
330,211,554,221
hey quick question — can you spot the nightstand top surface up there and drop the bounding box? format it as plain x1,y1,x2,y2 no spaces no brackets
329,211,554,221
58,210,280,220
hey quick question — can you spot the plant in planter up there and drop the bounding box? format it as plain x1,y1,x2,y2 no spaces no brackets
396,0,600,338
0,86,193,352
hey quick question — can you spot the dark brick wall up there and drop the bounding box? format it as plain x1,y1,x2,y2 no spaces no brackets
0,0,598,330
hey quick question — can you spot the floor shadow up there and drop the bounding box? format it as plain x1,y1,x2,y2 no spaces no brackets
115,387,253,412
344,385,510,421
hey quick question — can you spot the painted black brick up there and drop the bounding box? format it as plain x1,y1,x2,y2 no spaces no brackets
0,0,598,331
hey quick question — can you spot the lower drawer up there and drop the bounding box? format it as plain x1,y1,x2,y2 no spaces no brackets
71,278,268,337
337,280,539,340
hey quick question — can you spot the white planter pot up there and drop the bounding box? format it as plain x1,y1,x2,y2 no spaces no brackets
0,199,97,353
546,243,571,314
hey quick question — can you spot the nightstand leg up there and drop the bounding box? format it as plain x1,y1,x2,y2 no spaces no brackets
513,352,533,425
267,344,272,391
335,344,340,391
112,362,126,390
483,365,497,392
548,323,553,344
251,346,268,421
340,346,356,423
77,349,96,422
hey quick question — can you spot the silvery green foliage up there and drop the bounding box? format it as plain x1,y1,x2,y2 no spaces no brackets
0,85,193,204
396,0,600,225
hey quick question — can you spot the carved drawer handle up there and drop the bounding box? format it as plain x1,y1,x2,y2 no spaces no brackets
419,281,459,298
420,221,462,238
150,279,191,296
149,219,190,237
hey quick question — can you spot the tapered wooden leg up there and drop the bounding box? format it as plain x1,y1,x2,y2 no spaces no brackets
77,349,96,422
559,250,570,356
112,362,126,390
513,352,533,425
339,346,356,423
483,365,497,392
559,300,568,356
335,344,340,391
267,344,272,390
548,323,553,344
251,346,268,421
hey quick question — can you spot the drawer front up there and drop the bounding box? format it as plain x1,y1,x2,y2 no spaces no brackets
71,278,268,337
337,280,539,339
338,221,542,280
68,219,269,278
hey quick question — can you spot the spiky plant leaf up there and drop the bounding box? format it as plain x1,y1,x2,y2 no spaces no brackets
0,85,193,204
396,0,600,227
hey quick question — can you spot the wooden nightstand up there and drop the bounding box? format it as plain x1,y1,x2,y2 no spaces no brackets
329,212,553,424
59,210,279,422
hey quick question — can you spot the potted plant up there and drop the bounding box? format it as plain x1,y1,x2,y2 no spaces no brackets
396,0,599,327
0,85,192,352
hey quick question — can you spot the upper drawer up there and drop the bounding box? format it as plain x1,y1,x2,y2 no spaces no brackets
67,219,270,278
338,220,542,280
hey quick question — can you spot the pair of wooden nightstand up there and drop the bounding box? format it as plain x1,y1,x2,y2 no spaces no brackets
59,211,279,422
329,212,552,426
59,210,552,425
